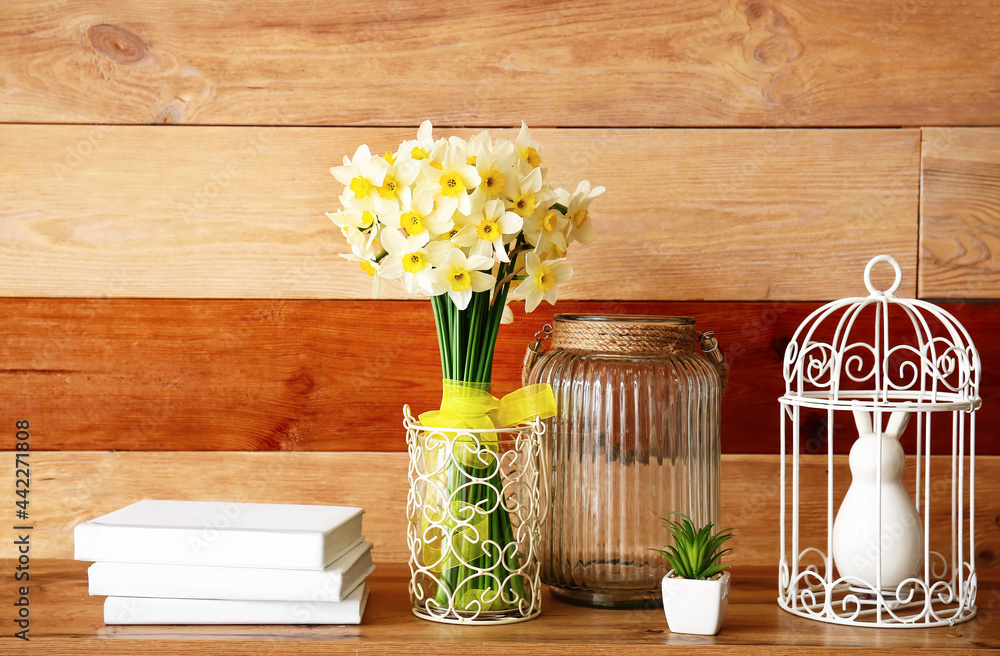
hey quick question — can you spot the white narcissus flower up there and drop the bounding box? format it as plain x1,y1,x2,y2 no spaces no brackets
513,121,542,170
468,132,516,209
504,165,549,220
336,186,377,214
522,205,568,254
500,302,514,324
447,134,472,158
430,248,495,310
397,120,439,162
326,208,376,248
379,227,453,294
372,153,420,214
340,245,386,298
383,190,453,241
559,180,604,245
452,199,523,263
330,144,389,205
422,143,481,218
514,252,572,312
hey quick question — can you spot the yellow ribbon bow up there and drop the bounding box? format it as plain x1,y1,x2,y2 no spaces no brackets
418,379,557,431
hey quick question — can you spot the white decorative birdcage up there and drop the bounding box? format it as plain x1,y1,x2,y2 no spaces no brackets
778,255,980,627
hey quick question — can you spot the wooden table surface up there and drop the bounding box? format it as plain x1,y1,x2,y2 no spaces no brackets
2,560,998,654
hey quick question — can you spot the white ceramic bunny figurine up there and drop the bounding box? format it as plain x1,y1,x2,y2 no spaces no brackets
831,409,923,590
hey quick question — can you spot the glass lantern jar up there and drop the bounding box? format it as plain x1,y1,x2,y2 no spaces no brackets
523,315,725,607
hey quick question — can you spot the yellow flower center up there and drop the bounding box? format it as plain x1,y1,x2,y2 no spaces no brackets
448,267,471,292
482,169,505,196
359,261,376,277
377,177,400,200
341,226,350,236
524,147,541,168
349,176,372,198
402,252,426,274
439,172,462,197
427,160,443,170
513,193,536,217
476,218,500,241
542,209,559,232
466,155,477,166
383,151,396,164
401,212,425,236
411,146,429,160
446,228,459,240
538,268,555,291
361,211,375,227
572,208,589,229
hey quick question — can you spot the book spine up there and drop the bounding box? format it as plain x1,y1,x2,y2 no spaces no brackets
76,524,325,569
89,563,351,601
103,590,367,625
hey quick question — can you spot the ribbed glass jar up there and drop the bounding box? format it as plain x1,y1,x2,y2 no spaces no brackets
525,315,722,608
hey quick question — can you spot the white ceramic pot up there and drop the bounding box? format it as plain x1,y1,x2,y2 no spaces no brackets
660,570,730,635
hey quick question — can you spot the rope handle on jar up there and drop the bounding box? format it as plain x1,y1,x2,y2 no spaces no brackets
521,324,553,386
695,331,729,391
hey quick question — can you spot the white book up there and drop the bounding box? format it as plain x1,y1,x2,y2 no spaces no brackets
75,500,364,570
88,540,374,602
104,584,370,625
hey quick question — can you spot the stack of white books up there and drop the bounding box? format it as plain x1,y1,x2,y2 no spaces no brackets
75,500,372,625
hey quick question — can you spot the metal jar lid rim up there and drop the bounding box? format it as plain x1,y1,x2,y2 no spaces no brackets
554,314,695,326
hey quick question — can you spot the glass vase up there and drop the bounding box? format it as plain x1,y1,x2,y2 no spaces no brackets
524,315,724,607
404,406,545,624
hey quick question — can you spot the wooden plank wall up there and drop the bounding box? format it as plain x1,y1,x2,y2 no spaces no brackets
0,126,919,301
2,453,995,570
921,128,1000,298
3,299,998,453
2,1,998,127
0,0,997,571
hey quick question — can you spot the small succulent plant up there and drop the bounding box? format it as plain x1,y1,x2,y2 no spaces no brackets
652,512,735,580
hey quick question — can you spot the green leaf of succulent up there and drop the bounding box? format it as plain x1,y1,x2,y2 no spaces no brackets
699,563,728,579
666,545,688,577
682,545,700,578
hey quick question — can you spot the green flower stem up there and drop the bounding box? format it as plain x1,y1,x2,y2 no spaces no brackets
429,256,529,612
457,299,468,379
455,462,471,606
431,296,450,378
433,457,459,607
487,466,524,601
450,300,460,380
467,458,495,603
481,280,509,382
478,235,523,382
463,292,486,379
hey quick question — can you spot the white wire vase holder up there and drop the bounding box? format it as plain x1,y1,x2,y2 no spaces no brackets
404,405,545,625
778,254,980,628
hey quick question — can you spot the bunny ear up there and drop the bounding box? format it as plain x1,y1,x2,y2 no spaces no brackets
886,411,910,440
853,410,872,436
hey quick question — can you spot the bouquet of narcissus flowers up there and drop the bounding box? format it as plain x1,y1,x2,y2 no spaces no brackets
327,122,601,617
327,121,602,384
